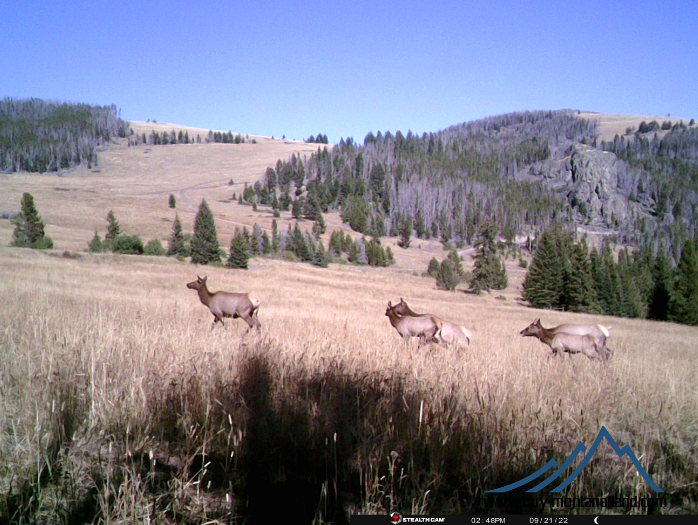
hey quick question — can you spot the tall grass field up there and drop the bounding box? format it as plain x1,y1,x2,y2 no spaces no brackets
1,246,696,523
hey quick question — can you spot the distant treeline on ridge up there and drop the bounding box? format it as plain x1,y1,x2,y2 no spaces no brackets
0,97,128,173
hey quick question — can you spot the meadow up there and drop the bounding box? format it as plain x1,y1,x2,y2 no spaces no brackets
1,119,697,523
1,245,696,523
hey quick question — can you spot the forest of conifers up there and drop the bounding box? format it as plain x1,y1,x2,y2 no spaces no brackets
257,110,698,259
0,97,128,173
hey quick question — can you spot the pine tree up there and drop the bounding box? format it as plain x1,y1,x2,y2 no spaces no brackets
312,238,329,267
565,239,600,313
292,198,304,220
436,259,459,291
397,215,412,248
105,210,121,243
227,227,250,269
312,213,327,236
599,242,623,316
167,214,187,257
11,193,53,249
617,249,644,318
428,257,441,278
648,245,673,320
169,194,176,208
522,225,566,308
469,221,507,294
271,219,280,254
190,200,221,265
670,240,698,325
415,210,426,239
447,250,466,279
88,230,105,252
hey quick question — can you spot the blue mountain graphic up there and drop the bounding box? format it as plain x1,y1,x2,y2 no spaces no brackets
486,426,663,493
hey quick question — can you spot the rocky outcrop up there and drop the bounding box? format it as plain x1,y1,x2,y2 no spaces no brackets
566,144,627,224
523,144,634,228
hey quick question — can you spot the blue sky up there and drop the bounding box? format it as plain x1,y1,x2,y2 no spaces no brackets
2,0,697,143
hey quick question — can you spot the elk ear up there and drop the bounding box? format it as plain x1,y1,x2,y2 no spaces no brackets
388,301,392,307
534,318,541,325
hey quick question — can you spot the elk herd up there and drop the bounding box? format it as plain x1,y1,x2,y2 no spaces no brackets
187,276,613,363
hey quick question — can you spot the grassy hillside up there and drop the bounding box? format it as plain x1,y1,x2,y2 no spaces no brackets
1,113,696,521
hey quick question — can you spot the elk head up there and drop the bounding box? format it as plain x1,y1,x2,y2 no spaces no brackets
187,275,207,290
520,318,543,337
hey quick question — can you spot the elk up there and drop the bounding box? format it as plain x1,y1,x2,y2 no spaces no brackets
542,321,612,359
385,301,442,349
186,275,261,332
519,318,605,361
392,298,471,347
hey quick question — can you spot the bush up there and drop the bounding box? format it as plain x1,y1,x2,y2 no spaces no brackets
144,239,166,256
88,230,106,252
111,234,144,255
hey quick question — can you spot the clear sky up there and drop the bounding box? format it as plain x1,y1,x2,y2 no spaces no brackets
2,0,697,143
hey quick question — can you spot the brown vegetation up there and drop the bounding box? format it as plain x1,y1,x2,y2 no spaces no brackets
1,248,696,521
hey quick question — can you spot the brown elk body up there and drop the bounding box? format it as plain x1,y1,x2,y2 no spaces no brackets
187,276,261,332
393,298,471,347
520,318,604,361
385,301,442,348
544,322,611,358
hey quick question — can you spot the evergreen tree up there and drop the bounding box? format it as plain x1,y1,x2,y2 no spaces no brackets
312,213,327,236
469,221,507,294
227,227,250,269
670,240,698,325
88,230,105,252
436,259,459,291
648,245,673,320
167,214,187,257
105,210,121,243
397,215,412,248
11,192,52,248
447,249,466,279
427,257,441,278
312,237,329,267
522,225,566,308
565,239,600,313
169,194,176,208
415,210,426,239
251,223,264,255
329,230,344,257
617,249,644,318
190,200,221,265
292,198,304,220
599,242,623,316
271,219,280,254
290,223,311,261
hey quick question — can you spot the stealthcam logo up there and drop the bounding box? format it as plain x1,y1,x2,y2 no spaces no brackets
487,426,663,493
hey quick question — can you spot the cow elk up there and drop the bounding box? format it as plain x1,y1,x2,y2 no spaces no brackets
392,298,471,347
520,318,606,361
385,301,442,349
187,275,261,332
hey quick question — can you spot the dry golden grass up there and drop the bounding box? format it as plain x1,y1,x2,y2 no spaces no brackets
577,112,693,143
1,115,697,521
1,246,696,521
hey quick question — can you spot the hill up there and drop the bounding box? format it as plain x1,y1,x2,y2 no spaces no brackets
1,106,697,519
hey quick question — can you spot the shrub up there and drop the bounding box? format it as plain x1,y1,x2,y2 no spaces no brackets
144,239,166,256
111,234,144,255
88,230,106,252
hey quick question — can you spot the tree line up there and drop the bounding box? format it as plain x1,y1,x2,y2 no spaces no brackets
127,129,253,146
255,111,596,248
0,97,128,172
521,223,698,325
